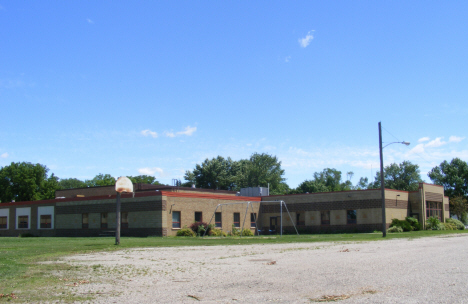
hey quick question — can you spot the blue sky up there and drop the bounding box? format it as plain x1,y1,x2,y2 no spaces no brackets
1,1,467,188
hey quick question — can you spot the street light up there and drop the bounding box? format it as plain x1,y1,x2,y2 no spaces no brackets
379,122,410,237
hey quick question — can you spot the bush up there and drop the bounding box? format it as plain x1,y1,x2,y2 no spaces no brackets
241,229,254,236
387,226,403,233
18,233,35,238
426,216,441,230
176,228,196,237
447,218,466,230
209,228,227,237
390,218,413,232
460,213,468,225
189,222,213,236
442,222,456,230
405,217,421,231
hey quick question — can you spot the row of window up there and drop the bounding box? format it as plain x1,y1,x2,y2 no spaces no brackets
296,210,357,226
0,215,52,229
81,213,129,229
172,211,258,229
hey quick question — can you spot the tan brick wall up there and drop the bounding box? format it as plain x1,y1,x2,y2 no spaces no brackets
386,208,408,223
55,214,81,229
305,211,320,226
358,208,382,224
164,196,261,236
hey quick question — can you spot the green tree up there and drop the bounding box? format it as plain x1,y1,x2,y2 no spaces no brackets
313,168,345,192
355,177,369,190
295,180,329,194
127,175,162,185
370,161,423,191
428,158,468,198
239,153,286,193
0,162,59,202
449,196,468,221
58,178,87,190
85,174,116,187
183,156,239,190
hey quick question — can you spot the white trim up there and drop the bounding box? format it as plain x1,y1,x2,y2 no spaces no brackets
0,208,9,229
16,207,31,230
37,206,54,229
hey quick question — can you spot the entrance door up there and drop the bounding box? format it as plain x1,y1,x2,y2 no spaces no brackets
269,217,277,234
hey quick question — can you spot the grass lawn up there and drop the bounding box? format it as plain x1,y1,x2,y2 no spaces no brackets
1,230,467,302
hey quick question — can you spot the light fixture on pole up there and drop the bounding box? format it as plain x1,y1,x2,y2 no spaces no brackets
379,122,410,237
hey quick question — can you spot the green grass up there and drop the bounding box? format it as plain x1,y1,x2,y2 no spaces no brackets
1,230,467,302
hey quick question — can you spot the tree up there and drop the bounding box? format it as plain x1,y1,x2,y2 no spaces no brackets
183,156,239,190
295,180,329,194
85,174,116,187
428,158,468,198
370,161,423,191
355,177,369,190
0,162,59,203
58,178,87,190
449,196,468,221
127,175,162,185
239,153,286,193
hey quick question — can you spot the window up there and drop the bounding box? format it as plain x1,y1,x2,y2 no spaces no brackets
233,213,240,227
82,213,89,229
347,210,357,225
321,211,330,225
426,201,442,221
172,211,181,228
215,212,222,228
40,215,52,228
250,213,257,228
195,212,203,223
296,213,305,226
121,212,128,229
18,216,29,229
101,213,108,229
0,216,7,229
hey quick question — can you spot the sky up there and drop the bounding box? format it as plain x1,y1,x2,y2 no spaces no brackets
1,1,468,188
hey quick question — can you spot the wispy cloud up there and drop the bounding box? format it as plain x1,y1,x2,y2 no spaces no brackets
165,126,197,138
87,18,94,24
418,137,430,142
138,167,164,176
298,30,315,48
141,129,158,138
449,136,464,143
425,137,446,148
0,152,8,158
285,56,291,63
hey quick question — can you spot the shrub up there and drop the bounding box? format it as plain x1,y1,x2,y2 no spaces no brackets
241,229,254,236
426,216,441,230
443,222,456,230
189,221,212,236
387,226,403,233
390,218,413,232
460,213,468,225
176,228,196,237
229,225,241,236
18,233,35,238
447,218,465,230
405,217,421,231
209,228,227,237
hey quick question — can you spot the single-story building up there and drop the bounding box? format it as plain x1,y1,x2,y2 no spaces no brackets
0,183,449,237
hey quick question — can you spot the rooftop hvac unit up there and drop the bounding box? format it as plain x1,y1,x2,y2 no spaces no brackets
240,187,269,197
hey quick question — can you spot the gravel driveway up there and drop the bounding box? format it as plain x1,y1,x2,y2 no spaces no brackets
63,234,468,303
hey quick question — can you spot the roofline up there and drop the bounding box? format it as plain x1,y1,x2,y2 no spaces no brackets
419,182,444,188
160,191,261,201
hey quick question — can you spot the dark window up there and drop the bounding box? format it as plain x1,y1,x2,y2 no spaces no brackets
233,213,240,227
101,213,108,229
0,216,7,229
296,213,305,226
18,216,29,229
321,211,330,225
215,212,222,228
195,212,203,222
250,213,257,228
82,213,89,229
347,210,357,225
172,211,181,228
426,201,442,221
40,215,52,228
121,212,128,229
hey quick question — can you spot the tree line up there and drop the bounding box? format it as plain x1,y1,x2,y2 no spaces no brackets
1,154,467,222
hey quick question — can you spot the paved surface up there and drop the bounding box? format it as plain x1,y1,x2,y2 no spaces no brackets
63,234,468,303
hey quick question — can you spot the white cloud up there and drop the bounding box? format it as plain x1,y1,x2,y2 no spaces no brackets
165,126,197,137
408,143,425,155
285,56,291,63
418,137,430,143
298,30,315,48
138,167,164,176
449,136,464,143
177,126,197,136
141,129,158,138
425,137,446,148
87,18,94,24
0,152,8,158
